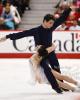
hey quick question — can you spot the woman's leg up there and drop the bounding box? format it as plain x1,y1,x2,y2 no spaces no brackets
57,80,75,91
51,69,77,85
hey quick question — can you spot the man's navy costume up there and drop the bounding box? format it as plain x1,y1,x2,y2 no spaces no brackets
6,8,71,93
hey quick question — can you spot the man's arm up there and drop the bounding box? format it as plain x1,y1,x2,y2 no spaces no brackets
0,27,38,42
6,28,38,40
52,8,72,30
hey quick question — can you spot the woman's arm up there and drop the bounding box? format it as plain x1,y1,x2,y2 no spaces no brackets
46,43,56,53
30,54,42,83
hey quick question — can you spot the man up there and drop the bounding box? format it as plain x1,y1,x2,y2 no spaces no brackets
0,6,73,93
69,20,80,30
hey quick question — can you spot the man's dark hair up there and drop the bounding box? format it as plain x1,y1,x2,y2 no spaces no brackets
43,14,55,22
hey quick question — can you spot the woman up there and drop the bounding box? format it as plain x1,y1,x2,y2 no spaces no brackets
1,4,15,30
30,44,80,92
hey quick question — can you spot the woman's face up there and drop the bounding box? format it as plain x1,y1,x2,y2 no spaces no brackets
5,6,10,13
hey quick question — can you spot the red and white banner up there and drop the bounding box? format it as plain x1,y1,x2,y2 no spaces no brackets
0,31,80,58
52,31,80,53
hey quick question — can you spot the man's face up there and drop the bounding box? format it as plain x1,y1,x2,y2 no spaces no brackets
73,21,77,26
43,20,54,28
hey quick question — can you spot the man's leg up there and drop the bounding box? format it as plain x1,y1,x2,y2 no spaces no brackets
40,58,62,93
48,51,69,91
48,51,61,73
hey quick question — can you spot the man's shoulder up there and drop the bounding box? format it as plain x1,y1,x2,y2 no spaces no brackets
36,25,42,29
32,25,41,29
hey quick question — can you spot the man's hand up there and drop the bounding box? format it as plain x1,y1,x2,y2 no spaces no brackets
69,3,76,10
0,36,7,42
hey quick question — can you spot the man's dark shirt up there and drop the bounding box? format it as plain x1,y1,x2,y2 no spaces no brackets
6,8,71,48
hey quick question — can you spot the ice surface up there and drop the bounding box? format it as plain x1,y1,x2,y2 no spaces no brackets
0,59,80,100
